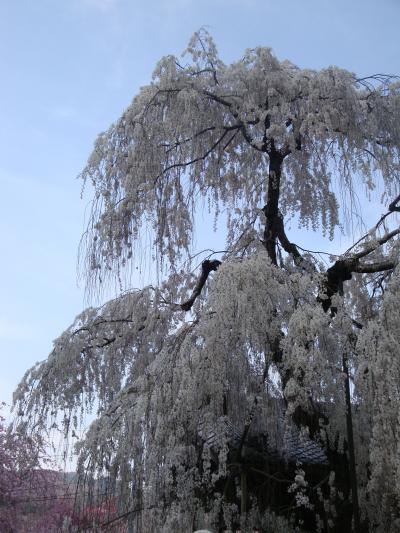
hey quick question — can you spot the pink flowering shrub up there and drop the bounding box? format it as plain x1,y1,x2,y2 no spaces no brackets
1,406,128,531
0,405,74,531
71,499,128,532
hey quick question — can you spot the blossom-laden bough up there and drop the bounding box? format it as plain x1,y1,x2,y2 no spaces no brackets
14,30,400,532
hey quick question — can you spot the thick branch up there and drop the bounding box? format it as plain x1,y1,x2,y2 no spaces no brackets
320,223,400,312
181,259,221,311
354,259,397,274
274,214,311,269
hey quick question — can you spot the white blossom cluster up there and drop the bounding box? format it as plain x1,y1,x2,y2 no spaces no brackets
13,287,173,431
356,267,400,528
79,29,400,288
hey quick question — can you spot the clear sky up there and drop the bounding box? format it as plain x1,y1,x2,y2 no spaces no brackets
0,0,399,414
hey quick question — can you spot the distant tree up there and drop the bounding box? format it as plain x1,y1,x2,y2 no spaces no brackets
0,405,73,531
14,30,400,532
0,404,126,532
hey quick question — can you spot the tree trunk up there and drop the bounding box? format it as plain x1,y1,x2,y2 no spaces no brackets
263,151,283,265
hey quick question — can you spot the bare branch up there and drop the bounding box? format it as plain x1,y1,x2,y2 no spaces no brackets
351,228,400,260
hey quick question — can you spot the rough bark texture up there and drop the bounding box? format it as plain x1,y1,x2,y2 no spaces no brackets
263,151,284,265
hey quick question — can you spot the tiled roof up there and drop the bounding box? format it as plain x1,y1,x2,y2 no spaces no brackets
198,411,327,466
279,418,328,465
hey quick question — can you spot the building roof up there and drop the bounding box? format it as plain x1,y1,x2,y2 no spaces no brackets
198,411,328,466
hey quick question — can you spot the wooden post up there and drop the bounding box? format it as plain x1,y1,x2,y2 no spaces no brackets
343,354,360,532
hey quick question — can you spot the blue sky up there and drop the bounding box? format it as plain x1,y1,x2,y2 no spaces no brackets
0,0,399,414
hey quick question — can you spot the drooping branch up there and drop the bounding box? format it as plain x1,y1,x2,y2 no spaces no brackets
154,128,234,184
340,194,400,251
181,259,221,311
72,317,134,337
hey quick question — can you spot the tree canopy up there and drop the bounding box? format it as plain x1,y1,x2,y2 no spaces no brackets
14,30,400,532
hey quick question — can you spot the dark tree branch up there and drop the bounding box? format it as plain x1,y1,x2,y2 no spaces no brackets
275,215,304,265
82,336,117,354
353,228,400,260
155,129,231,182
388,193,400,212
72,317,134,337
318,255,397,313
354,259,397,274
181,259,221,311
318,213,400,312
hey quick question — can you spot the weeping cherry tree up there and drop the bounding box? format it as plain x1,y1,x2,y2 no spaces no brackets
14,30,400,532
